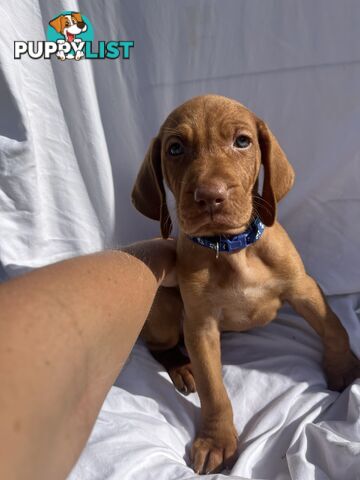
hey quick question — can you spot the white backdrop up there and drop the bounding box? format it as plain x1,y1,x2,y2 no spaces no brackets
0,1,360,479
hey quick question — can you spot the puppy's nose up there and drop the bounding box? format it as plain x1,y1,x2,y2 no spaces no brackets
194,183,228,210
77,21,85,28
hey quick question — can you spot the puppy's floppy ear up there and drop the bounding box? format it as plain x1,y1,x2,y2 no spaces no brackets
256,118,295,226
131,137,172,239
49,15,63,33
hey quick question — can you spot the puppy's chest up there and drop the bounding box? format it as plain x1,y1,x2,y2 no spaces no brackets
207,267,285,330
215,273,280,303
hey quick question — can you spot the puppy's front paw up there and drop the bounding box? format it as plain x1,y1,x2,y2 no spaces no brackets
57,51,66,61
75,50,84,61
324,349,360,391
191,424,238,474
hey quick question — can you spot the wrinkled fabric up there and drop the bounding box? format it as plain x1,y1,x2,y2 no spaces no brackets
69,301,360,480
0,1,359,479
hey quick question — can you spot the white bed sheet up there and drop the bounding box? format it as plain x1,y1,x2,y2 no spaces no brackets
0,1,360,479
69,299,360,480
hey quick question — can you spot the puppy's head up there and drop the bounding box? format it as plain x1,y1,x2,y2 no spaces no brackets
132,95,294,238
49,12,87,40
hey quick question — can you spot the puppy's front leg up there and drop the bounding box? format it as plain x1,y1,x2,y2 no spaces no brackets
287,274,360,391
184,316,238,474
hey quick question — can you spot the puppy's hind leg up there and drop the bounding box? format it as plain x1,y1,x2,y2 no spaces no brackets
141,286,196,395
287,274,360,391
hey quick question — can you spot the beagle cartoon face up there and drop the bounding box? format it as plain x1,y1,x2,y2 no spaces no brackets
49,12,87,43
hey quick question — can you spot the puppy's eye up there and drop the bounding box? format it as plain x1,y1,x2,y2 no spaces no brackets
168,142,184,156
234,135,251,149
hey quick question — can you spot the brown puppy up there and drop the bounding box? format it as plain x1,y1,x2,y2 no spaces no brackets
49,12,87,42
132,95,360,474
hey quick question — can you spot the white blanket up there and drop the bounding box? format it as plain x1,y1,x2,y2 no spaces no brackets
0,1,359,479
70,301,360,480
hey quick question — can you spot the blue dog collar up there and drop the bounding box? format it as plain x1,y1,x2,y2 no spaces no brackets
188,217,265,257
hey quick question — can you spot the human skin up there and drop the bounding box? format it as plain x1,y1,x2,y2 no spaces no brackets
0,238,176,480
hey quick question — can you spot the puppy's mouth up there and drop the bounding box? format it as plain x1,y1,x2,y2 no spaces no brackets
180,210,251,236
66,32,75,42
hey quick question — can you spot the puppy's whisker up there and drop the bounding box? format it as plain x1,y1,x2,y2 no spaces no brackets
253,197,272,217
253,194,273,210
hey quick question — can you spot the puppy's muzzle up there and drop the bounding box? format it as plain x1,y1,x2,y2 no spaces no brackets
194,182,228,214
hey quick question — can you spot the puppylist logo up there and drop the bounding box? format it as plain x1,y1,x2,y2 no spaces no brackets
14,11,134,61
